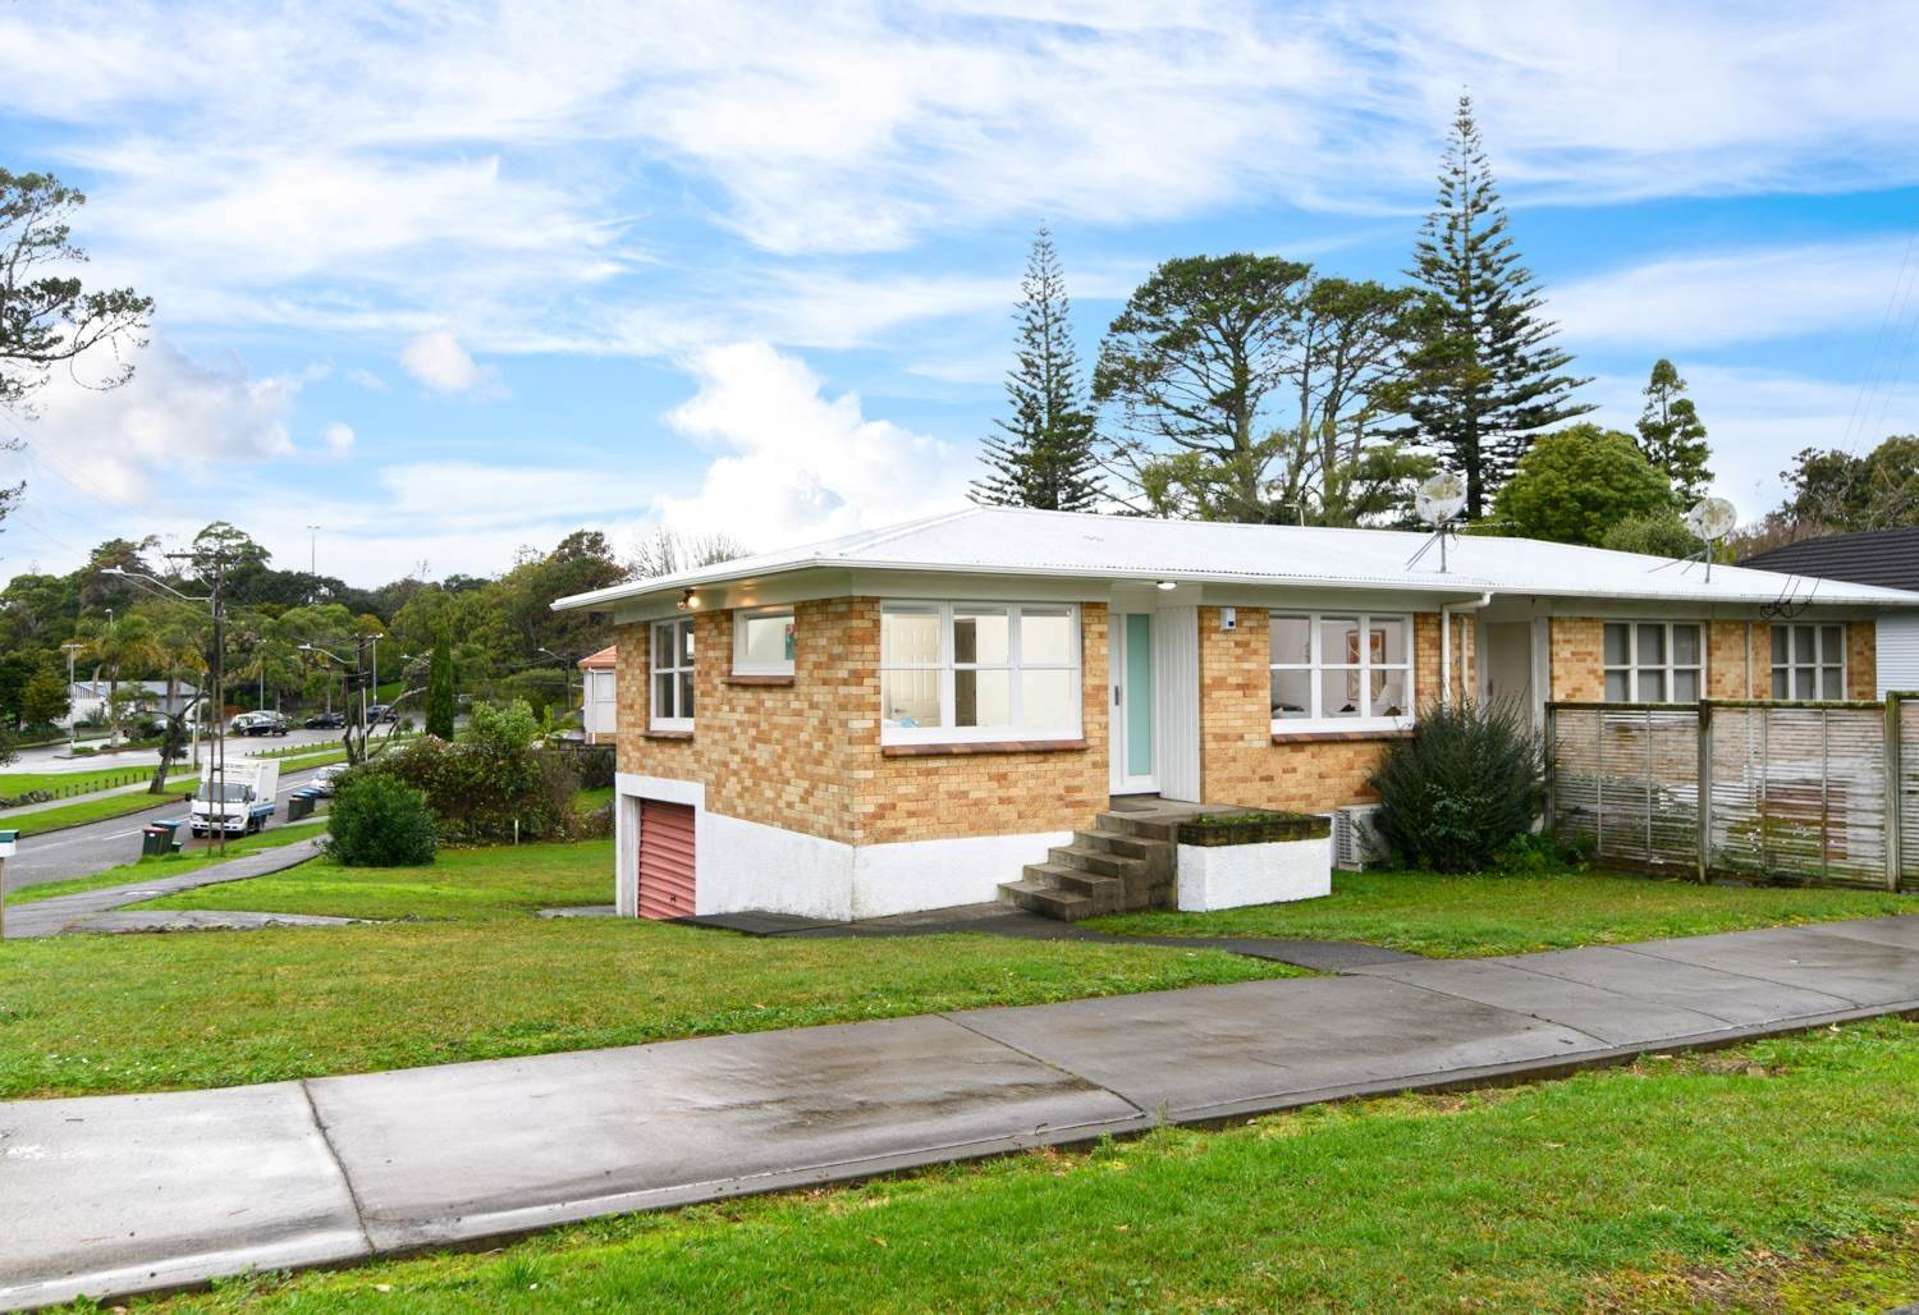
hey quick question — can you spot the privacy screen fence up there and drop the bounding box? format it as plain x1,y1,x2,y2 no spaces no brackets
1545,697,1919,891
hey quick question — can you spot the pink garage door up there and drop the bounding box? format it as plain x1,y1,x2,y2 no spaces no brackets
637,799,696,919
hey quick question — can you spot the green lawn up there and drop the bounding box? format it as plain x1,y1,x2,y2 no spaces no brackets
112,1020,1919,1314
574,785,614,812
5,818,330,906
0,839,1293,1099
3,781,198,836
1090,867,1914,957
0,765,183,798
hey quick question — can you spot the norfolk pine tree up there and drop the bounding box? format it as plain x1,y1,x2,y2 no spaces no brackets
1392,95,1590,518
1636,358,1713,503
971,227,1102,511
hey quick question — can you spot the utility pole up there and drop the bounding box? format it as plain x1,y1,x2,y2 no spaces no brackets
61,642,83,754
307,524,322,576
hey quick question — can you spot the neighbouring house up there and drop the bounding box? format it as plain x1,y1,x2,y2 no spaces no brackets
64,679,201,729
1742,528,1919,692
552,507,1919,922
578,645,619,744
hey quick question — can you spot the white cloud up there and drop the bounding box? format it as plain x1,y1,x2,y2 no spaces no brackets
655,342,971,546
1551,238,1916,349
321,422,356,455
400,332,496,396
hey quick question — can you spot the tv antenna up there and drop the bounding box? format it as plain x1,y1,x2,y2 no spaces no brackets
1406,472,1469,573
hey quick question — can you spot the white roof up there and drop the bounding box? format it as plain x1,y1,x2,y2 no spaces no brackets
554,507,1919,611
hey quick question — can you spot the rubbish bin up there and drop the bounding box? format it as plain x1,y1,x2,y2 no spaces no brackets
141,825,172,858
287,792,314,822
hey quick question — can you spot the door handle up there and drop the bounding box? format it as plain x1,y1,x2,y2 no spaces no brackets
1114,686,1121,706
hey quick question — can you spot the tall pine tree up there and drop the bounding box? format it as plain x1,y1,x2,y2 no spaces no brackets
972,226,1102,511
1636,358,1712,503
1394,94,1590,518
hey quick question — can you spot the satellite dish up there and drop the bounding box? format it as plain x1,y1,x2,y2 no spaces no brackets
1684,497,1737,542
1415,471,1467,525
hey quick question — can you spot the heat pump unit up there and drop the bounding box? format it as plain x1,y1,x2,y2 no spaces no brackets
1330,804,1389,871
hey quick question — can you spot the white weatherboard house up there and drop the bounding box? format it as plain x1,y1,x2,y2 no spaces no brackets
553,508,1919,922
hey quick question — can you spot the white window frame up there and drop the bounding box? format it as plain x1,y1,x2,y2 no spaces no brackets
879,601,1082,745
650,617,696,732
1770,622,1847,701
732,606,796,676
1268,612,1416,734
1602,620,1705,704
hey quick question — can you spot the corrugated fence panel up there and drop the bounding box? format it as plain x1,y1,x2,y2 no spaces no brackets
1549,706,1698,871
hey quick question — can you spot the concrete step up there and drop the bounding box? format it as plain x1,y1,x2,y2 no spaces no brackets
998,878,1094,921
1047,844,1147,881
1021,862,1124,903
1078,830,1157,863
1093,812,1178,843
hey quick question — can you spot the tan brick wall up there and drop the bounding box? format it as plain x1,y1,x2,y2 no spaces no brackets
616,598,1110,847
1546,616,1878,705
1849,621,1877,700
1707,621,1758,700
1548,617,1604,702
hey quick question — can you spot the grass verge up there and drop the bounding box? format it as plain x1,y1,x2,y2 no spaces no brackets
4,819,329,906
1090,867,1913,956
4,782,198,836
107,1020,1919,1313
0,766,184,798
0,839,1295,1098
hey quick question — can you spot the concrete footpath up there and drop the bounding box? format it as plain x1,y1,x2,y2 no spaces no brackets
3,915,1916,1311
1,837,327,939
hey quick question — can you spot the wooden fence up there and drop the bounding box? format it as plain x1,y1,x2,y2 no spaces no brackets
1546,697,1917,891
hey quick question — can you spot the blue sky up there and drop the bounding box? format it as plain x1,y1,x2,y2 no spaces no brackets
4,0,1919,587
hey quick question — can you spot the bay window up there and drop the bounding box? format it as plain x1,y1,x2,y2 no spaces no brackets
1771,623,1845,699
1269,612,1414,732
650,617,695,731
880,602,1081,743
1602,621,1703,703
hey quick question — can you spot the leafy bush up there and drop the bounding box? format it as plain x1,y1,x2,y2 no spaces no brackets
1601,511,1705,559
372,699,580,844
328,772,437,867
1370,699,1544,873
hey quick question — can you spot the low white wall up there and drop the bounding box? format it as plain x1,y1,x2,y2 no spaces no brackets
614,772,1065,920
1175,835,1331,912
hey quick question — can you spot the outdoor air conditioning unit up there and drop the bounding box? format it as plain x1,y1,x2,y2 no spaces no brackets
1329,804,1390,871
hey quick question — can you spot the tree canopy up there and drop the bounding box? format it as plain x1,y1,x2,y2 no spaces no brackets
1490,423,1674,546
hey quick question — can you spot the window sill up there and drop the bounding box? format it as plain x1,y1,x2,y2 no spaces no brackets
880,738,1089,758
643,728,694,741
725,673,795,687
1270,728,1414,745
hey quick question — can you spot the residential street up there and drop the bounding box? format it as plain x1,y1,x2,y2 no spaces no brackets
1,762,335,893
3,726,346,776
4,913,1914,1312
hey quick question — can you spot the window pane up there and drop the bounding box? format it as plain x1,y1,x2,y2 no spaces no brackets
1673,669,1699,702
953,610,1010,665
955,668,1011,727
1605,670,1631,702
880,670,941,727
676,621,694,665
1821,625,1843,662
1319,617,1360,666
741,613,793,667
882,609,940,664
1770,626,1789,664
1020,610,1073,665
1270,616,1310,665
1672,625,1701,665
1771,668,1788,699
1271,670,1311,719
1370,618,1409,667
1321,668,1363,717
1370,669,1409,718
1793,667,1814,699
1636,624,1665,665
1604,623,1630,665
1020,669,1075,729
653,672,675,719
1794,625,1815,663
677,670,695,719
1640,669,1666,702
1821,667,1843,699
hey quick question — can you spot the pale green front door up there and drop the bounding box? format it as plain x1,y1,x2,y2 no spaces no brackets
1113,611,1156,793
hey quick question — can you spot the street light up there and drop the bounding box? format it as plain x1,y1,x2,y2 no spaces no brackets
60,641,85,753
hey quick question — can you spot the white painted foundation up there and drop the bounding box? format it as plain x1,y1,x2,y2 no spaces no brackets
1175,835,1332,911
614,772,1069,920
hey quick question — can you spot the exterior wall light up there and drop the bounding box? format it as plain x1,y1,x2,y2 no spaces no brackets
1155,580,1179,591
679,588,700,610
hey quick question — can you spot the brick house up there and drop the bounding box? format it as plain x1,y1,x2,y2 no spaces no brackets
553,508,1919,921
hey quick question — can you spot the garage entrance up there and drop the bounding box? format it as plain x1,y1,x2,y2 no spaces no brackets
637,798,696,919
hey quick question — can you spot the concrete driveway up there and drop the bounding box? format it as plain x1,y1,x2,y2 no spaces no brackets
2,913,1914,1311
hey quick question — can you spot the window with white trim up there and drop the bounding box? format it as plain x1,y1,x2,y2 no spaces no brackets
650,617,695,730
879,602,1081,743
1269,612,1414,732
733,607,795,676
1770,623,1845,700
1602,621,1703,703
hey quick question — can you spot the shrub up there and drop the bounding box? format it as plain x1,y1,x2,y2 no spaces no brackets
371,699,580,844
1370,699,1544,873
328,772,437,867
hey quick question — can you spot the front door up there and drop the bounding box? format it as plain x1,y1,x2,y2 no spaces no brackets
1111,611,1157,794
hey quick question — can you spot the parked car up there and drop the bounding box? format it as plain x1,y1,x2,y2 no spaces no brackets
366,703,399,724
308,762,350,797
304,710,347,730
232,711,290,737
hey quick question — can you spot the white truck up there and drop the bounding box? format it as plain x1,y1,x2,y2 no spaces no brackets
189,760,281,837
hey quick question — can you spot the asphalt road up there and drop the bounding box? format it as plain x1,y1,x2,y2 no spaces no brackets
1,762,333,893
5,726,348,776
